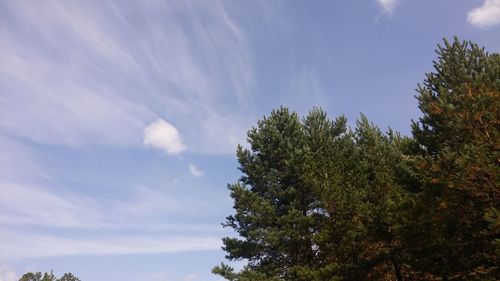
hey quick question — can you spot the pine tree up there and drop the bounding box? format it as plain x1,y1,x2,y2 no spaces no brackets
214,108,414,280
407,38,500,280
215,107,315,280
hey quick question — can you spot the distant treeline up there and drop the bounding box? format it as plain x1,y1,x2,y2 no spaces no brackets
19,271,80,281
214,38,500,281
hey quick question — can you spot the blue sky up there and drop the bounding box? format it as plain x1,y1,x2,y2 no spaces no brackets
0,0,499,280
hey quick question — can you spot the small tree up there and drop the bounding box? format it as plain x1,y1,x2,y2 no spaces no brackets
19,272,42,281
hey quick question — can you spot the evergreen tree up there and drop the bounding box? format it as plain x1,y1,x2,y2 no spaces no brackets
19,272,42,281
215,107,314,280
407,38,500,280
214,108,414,280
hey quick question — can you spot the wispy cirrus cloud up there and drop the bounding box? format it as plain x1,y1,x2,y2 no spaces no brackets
467,0,500,28
0,0,255,154
0,230,221,259
0,182,106,229
0,182,224,260
0,137,49,182
0,131,223,261
0,182,219,231
0,0,245,268
0,4,153,147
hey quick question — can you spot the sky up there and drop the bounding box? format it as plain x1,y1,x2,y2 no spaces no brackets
0,0,499,280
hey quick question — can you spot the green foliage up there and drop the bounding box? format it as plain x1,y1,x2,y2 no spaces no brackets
216,107,415,280
19,272,42,281
214,38,499,281
41,272,56,281
57,273,80,281
19,272,80,281
407,37,500,280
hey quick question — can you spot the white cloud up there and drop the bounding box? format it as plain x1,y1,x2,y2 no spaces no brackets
467,0,500,28
143,119,186,155
0,265,17,281
188,164,204,177
376,0,399,14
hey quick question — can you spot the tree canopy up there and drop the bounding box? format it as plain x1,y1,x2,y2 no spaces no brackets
214,38,499,281
19,271,80,281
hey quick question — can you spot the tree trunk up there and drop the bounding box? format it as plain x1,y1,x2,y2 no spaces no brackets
392,259,403,281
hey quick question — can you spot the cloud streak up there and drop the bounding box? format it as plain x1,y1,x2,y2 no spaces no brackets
0,182,220,232
0,137,49,182
0,182,106,229
0,182,225,260
0,230,221,259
